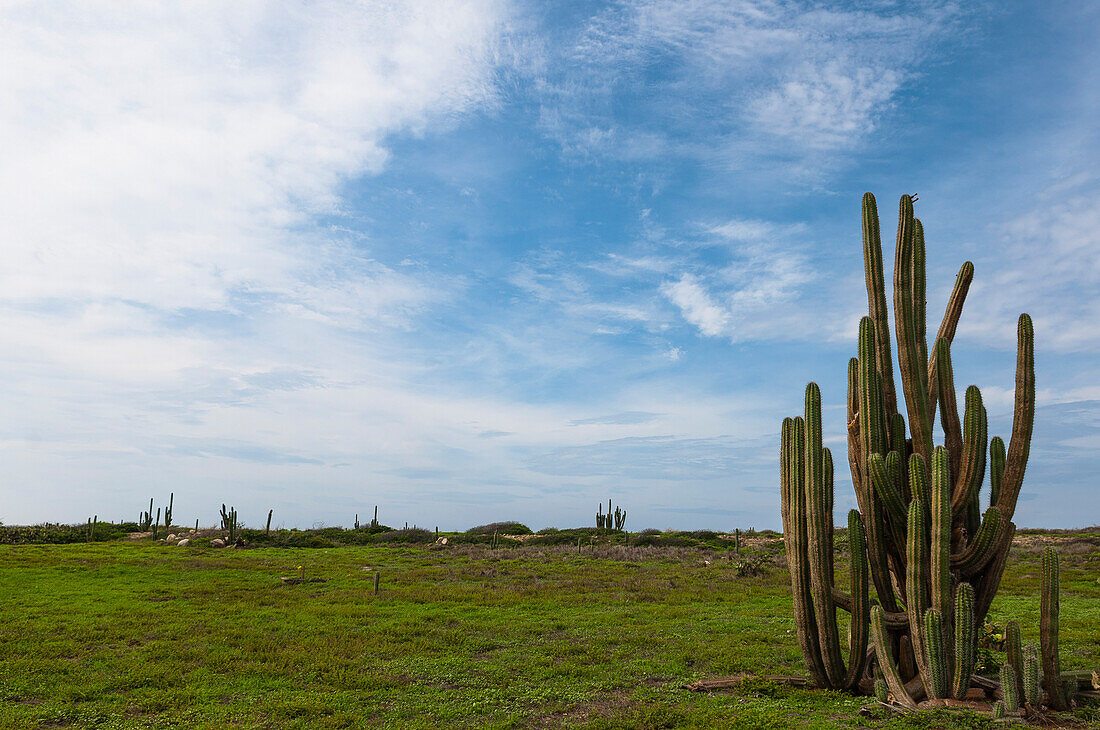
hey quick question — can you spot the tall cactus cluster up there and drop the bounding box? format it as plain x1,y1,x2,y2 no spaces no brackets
595,499,626,531
780,193,1047,707
220,503,238,543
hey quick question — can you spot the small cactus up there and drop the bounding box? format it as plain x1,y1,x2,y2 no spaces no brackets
1023,645,1041,706
1041,547,1068,709
874,679,888,703
1000,664,1019,713
991,701,1005,719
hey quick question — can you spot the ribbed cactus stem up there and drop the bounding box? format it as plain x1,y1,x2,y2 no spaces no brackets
1041,547,1067,709
906,498,931,683
804,384,845,687
924,608,948,699
996,314,1035,522
861,192,898,420
874,680,888,704
991,700,1005,719
1000,664,1019,713
952,506,1002,575
893,195,933,478
952,582,975,700
989,436,1006,507
858,317,885,459
842,509,869,688
931,446,953,627
913,218,928,370
952,386,987,517
781,416,828,687
1005,621,1024,702
870,605,916,708
1023,645,1041,706
867,453,906,525
932,338,962,480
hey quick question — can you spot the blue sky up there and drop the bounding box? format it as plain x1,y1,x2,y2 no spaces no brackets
1,1,1097,531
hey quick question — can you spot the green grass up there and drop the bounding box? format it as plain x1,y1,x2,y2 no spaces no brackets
0,535,1097,729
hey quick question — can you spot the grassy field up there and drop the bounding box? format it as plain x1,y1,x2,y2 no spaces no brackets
1,531,1097,729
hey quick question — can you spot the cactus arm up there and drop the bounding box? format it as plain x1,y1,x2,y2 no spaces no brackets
1041,547,1068,709
871,606,918,708
905,498,932,686
932,338,963,482
924,608,949,699
893,195,934,479
995,314,1035,523
951,506,1003,575
951,386,987,518
858,318,885,459
861,192,899,422
846,358,864,498
930,447,953,641
973,520,1016,626
782,416,829,687
927,261,974,421
912,219,928,374
804,384,846,686
867,453,907,525
908,453,930,521
842,509,870,690
951,583,975,700
989,436,1006,507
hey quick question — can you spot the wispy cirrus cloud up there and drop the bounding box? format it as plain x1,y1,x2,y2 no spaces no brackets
535,0,963,168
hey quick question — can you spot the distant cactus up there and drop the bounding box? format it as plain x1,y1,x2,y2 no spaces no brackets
140,498,154,532
780,193,1035,704
163,492,173,529
595,499,627,531
220,504,238,543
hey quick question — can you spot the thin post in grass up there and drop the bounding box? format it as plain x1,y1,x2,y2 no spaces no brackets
373,571,380,595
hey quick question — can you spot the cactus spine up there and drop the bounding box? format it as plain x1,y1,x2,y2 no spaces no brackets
780,193,1036,704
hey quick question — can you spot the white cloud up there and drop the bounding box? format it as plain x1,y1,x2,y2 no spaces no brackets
749,62,901,149
0,0,508,316
543,0,961,163
661,273,731,337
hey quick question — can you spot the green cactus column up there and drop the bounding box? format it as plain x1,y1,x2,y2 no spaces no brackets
1041,547,1068,710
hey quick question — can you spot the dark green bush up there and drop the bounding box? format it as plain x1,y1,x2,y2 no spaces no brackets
467,521,532,535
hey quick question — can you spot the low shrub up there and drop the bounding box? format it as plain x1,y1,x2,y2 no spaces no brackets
467,521,532,535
